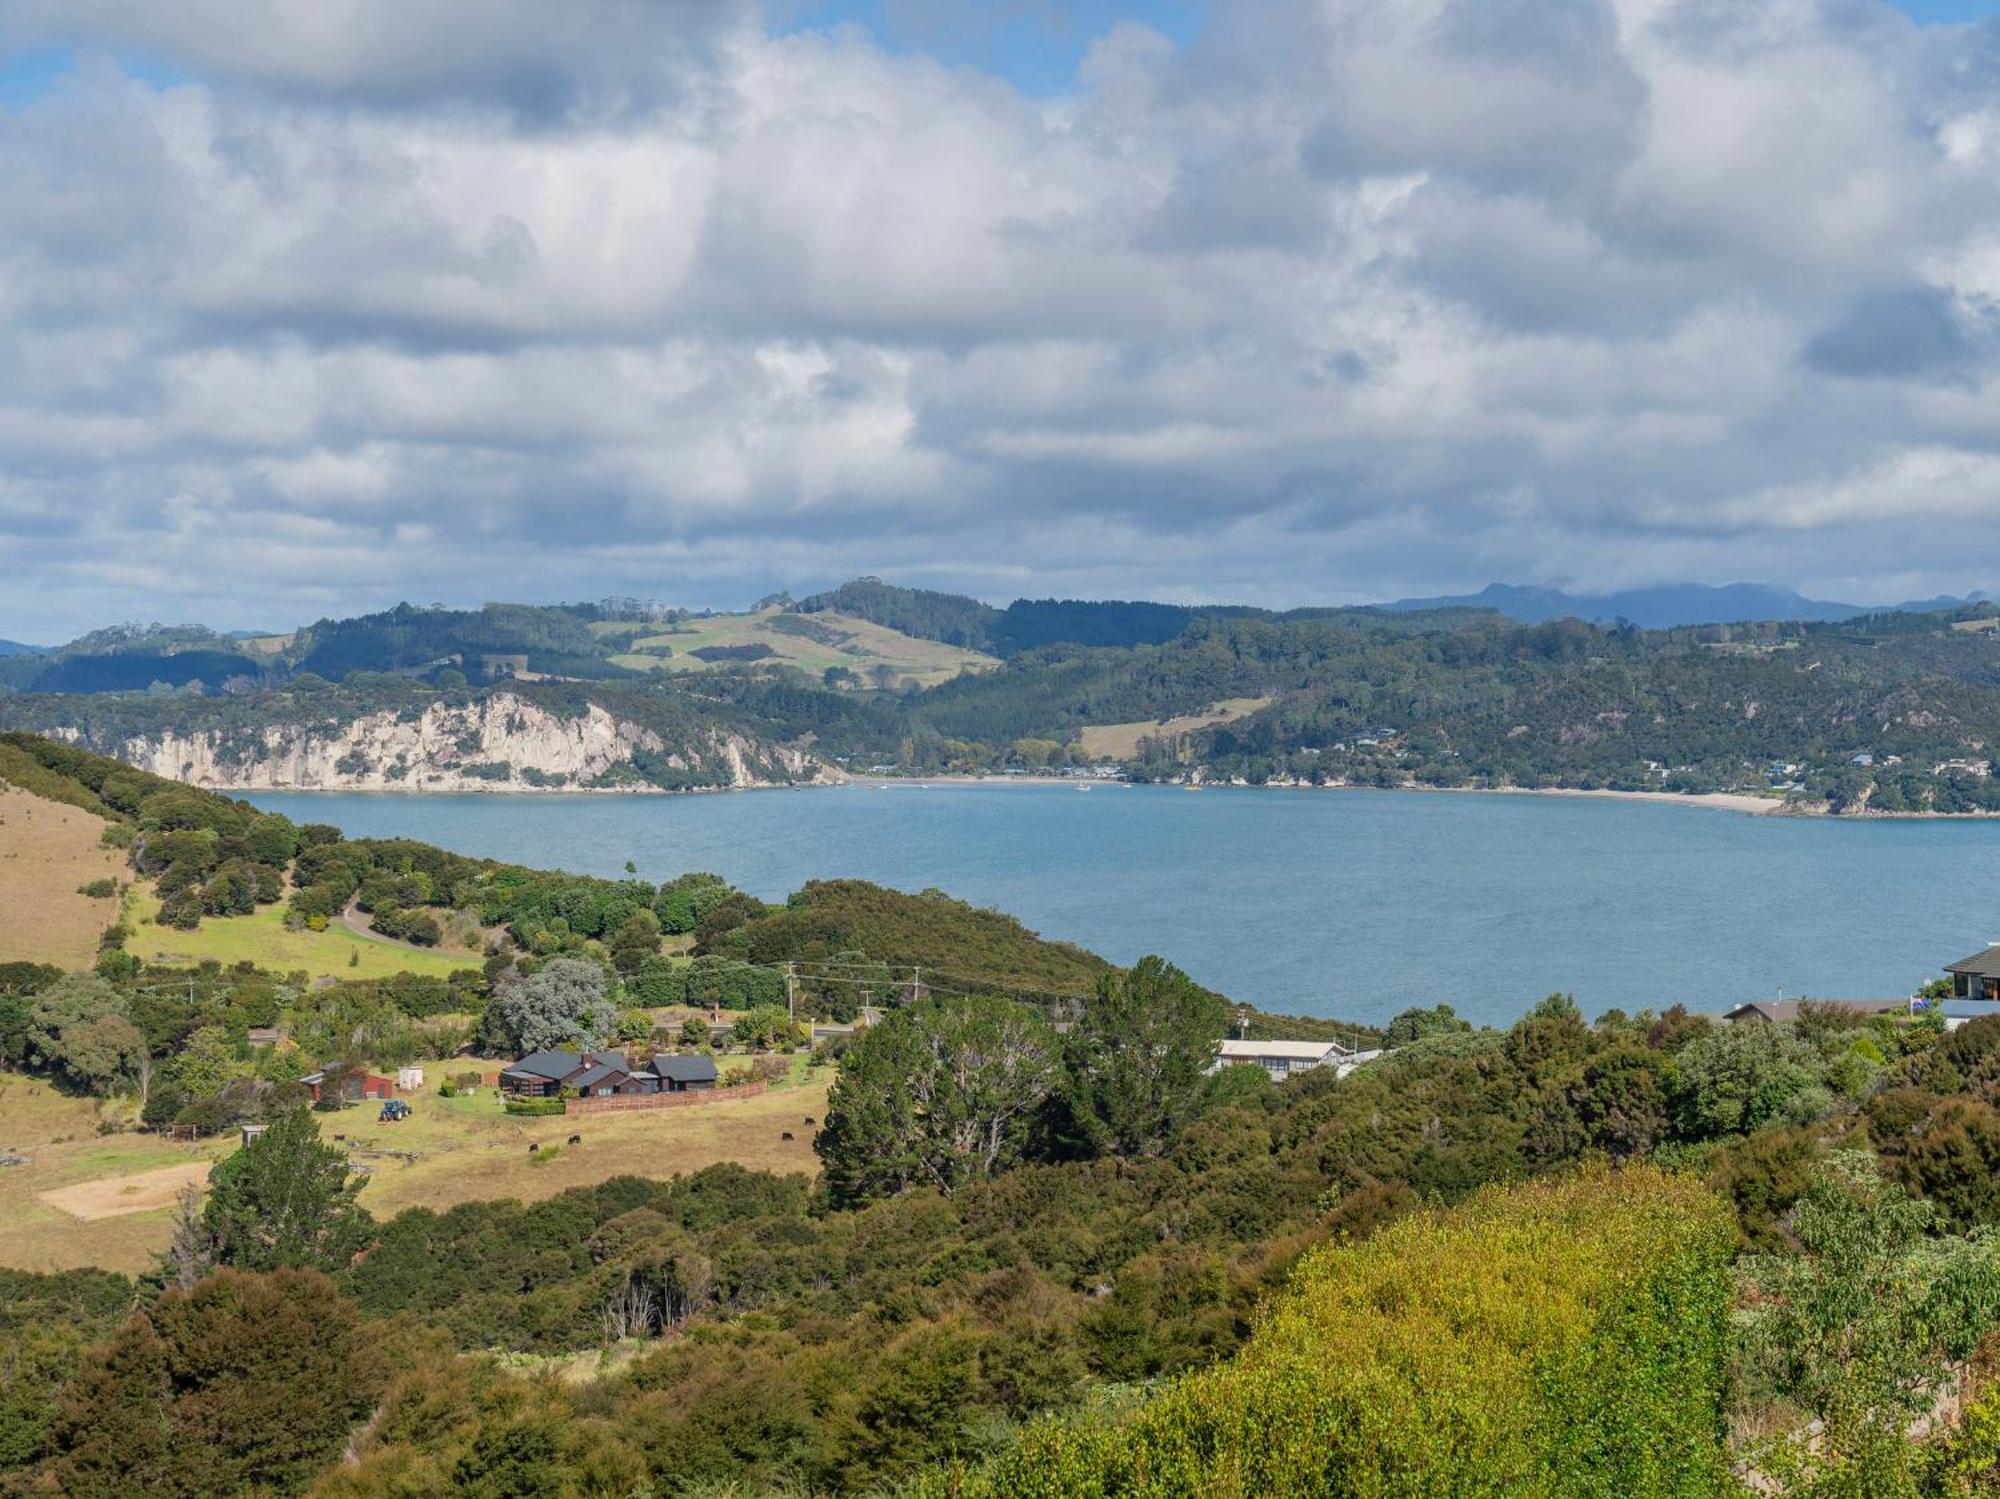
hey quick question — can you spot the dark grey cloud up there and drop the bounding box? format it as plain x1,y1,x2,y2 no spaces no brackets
1804,285,1978,379
4,0,2000,641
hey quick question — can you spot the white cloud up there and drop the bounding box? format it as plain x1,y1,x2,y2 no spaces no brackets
4,0,2000,639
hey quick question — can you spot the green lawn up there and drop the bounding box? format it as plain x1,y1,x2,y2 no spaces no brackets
127,890,478,980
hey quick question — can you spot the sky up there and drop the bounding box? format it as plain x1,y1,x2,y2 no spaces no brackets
4,0,2000,641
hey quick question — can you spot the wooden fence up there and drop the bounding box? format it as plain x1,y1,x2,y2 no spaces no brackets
564,1082,767,1116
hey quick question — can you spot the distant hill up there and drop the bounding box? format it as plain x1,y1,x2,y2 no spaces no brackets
1376,582,1983,630
795,578,1265,655
0,640,42,657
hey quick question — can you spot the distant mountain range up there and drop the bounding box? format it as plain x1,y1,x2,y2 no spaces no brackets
1375,582,1988,631
0,640,44,657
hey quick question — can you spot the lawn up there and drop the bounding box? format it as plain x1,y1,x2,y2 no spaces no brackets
599,607,995,688
125,888,478,980
0,1056,834,1275
0,787,127,967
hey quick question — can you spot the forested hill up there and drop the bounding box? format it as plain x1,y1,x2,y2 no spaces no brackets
794,577,1272,654
890,607,2000,808
16,589,2000,811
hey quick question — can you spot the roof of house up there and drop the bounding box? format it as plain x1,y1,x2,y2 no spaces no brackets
501,1050,589,1080
1723,998,1912,1024
651,1054,719,1082
571,1060,632,1089
1216,1038,1340,1062
1946,945,2000,979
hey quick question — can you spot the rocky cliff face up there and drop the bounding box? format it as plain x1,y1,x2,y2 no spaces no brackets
93,693,828,792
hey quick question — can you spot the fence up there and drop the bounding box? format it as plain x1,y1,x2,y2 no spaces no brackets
564,1082,767,1116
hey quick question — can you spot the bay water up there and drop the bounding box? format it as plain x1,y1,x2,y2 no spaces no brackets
244,783,2000,1028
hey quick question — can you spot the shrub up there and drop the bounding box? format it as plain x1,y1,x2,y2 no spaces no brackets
76,879,118,899
917,1169,1736,1499
504,1097,566,1117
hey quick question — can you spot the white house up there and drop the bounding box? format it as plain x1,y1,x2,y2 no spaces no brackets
1214,1038,1382,1081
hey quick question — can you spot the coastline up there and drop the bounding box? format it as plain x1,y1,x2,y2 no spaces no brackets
861,774,1786,814
166,770,2000,820
1432,785,1786,816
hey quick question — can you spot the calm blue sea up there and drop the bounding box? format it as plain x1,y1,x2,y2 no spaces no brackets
242,783,2000,1028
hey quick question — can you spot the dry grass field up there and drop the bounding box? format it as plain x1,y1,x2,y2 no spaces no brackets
0,1078,231,1274
0,787,126,967
600,607,996,688
0,1059,831,1275
1076,697,1273,761
338,1058,830,1217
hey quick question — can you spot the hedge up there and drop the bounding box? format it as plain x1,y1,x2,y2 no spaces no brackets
503,1098,566,1117
918,1168,1736,1499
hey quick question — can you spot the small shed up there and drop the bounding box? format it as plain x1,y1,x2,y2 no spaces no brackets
397,1066,424,1092
240,1123,268,1148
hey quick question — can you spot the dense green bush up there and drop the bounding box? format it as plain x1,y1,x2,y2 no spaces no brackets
920,1169,1736,1499
504,1097,566,1117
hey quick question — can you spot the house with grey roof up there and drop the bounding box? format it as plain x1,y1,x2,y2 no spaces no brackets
649,1054,718,1092
500,1050,647,1098
1946,944,2000,1001
1722,998,1914,1025
501,1049,720,1097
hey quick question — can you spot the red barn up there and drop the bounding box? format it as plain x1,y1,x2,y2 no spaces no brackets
298,1065,394,1105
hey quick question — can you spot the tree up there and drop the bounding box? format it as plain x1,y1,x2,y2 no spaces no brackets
1062,956,1225,1159
1738,1152,2000,1494
606,908,662,975
1669,1021,1831,1140
46,1269,390,1499
732,1003,801,1051
482,958,614,1055
23,976,144,1095
170,1025,245,1101
200,1105,370,1273
654,872,731,936
817,997,1062,1206
1383,1003,1473,1048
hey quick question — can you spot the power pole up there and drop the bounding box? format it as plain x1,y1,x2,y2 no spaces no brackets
912,964,923,1005
785,961,796,1022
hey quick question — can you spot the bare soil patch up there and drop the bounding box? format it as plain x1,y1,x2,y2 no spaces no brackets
40,1162,212,1221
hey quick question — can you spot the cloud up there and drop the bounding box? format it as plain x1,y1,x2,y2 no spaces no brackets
4,0,2000,640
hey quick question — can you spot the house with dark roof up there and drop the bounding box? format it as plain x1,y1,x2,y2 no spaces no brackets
1946,944,2000,1001
1722,998,1913,1025
650,1054,718,1092
499,1050,648,1098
